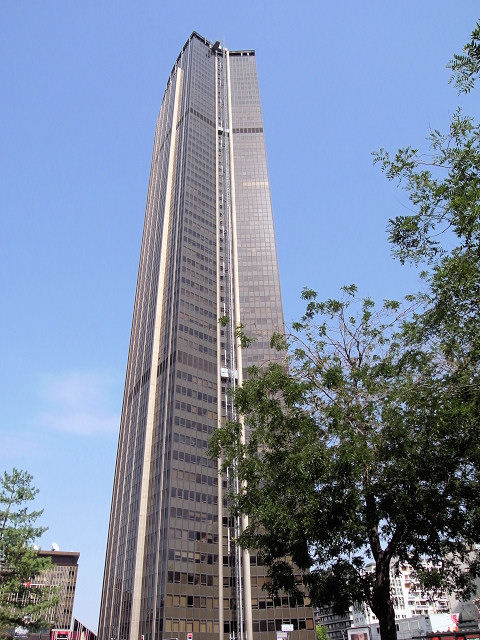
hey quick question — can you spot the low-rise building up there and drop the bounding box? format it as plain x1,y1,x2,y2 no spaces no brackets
32,550,79,630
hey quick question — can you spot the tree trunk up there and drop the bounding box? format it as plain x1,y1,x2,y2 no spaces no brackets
371,556,397,640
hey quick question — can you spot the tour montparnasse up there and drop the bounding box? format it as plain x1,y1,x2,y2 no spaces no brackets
98,32,315,640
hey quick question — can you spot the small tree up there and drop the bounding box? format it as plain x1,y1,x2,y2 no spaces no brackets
316,624,330,640
0,469,58,635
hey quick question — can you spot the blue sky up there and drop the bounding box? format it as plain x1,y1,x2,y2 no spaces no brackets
1,1,479,632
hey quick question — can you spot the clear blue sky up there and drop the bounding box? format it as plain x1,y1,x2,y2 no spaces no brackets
1,1,478,631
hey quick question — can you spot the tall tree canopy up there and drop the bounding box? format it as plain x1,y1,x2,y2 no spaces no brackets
0,469,58,635
211,21,480,640
375,20,480,370
212,288,480,640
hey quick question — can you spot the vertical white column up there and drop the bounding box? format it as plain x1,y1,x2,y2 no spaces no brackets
225,50,254,640
214,53,225,640
130,68,183,640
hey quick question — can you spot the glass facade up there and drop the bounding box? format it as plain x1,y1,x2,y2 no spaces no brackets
98,32,314,640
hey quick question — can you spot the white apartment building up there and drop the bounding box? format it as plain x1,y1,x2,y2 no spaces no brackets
316,561,454,640
359,562,450,623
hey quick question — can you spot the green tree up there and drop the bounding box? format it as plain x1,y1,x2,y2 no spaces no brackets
211,287,480,640
374,18,480,611
316,624,330,640
0,469,58,636
374,21,480,375
447,20,480,94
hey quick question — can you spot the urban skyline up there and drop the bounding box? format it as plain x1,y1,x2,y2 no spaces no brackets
98,32,313,640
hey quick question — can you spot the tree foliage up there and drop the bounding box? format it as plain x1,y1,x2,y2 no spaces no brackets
211,21,480,640
211,287,480,640
316,625,330,640
0,469,58,635
374,22,480,376
447,20,480,94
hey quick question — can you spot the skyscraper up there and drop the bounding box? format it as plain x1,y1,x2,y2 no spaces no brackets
99,32,314,640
